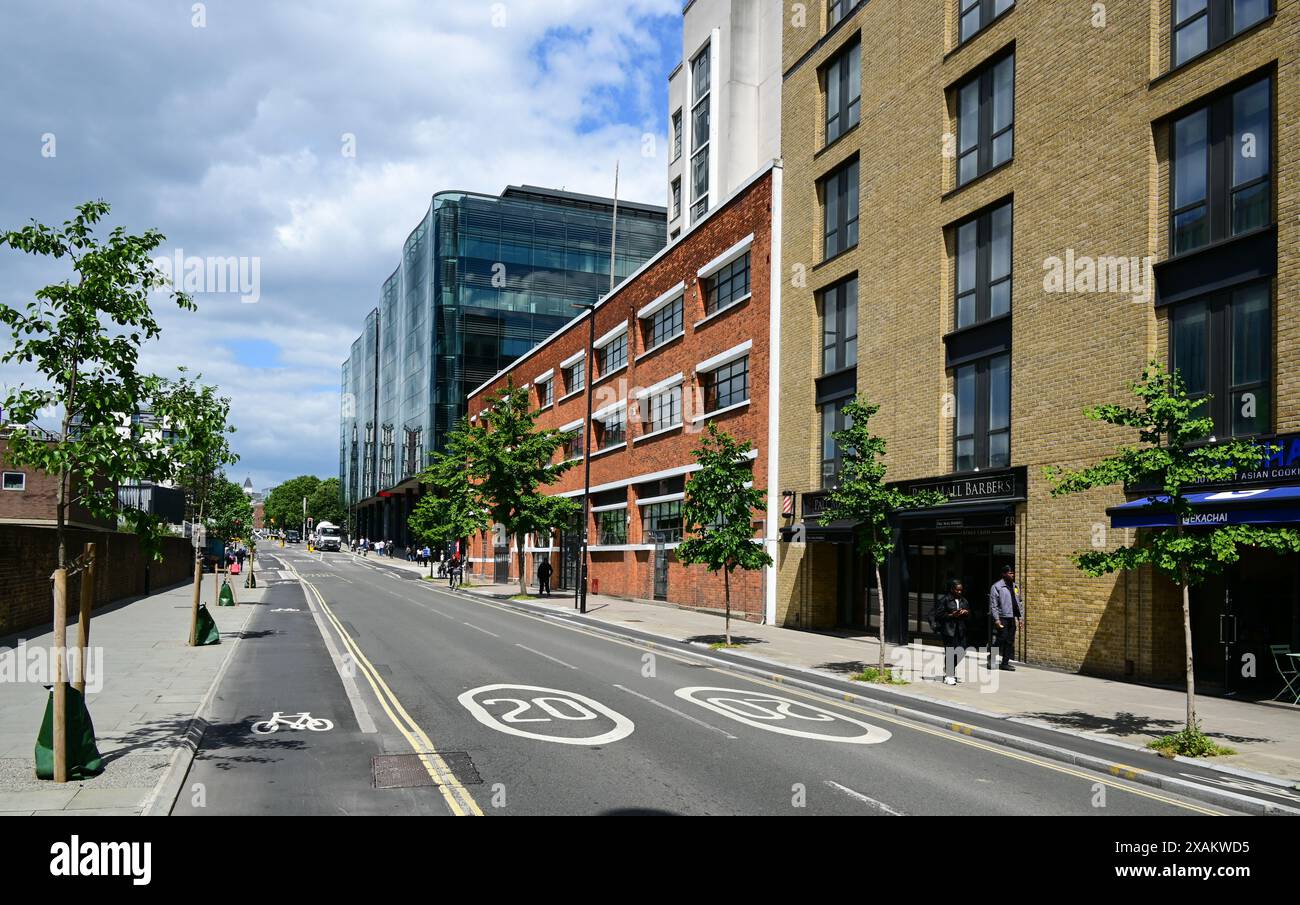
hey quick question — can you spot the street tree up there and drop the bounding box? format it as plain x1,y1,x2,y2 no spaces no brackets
676,423,772,646
408,417,489,557
0,200,194,781
264,475,321,535
308,477,346,527
468,380,579,596
817,397,946,677
1047,362,1300,747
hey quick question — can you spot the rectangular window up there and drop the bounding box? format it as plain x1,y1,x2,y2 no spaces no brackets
822,158,860,260
821,276,858,373
597,332,627,376
821,398,853,488
672,109,683,161
1170,282,1271,437
953,353,1011,472
538,379,553,409
824,38,861,145
564,425,585,460
595,408,626,449
704,252,751,316
641,500,683,543
563,359,584,394
690,44,711,220
703,356,750,413
959,0,1014,44
956,51,1014,186
1171,76,1271,256
644,385,683,433
598,509,627,545
1174,0,1272,68
645,296,684,350
671,177,681,221
954,201,1012,329
2,472,25,492
827,0,858,28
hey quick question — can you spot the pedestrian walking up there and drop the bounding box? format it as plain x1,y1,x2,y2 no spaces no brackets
988,564,1023,671
447,550,462,590
931,579,970,685
537,558,553,597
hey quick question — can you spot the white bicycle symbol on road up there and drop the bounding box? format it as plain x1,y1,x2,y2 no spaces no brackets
251,712,334,734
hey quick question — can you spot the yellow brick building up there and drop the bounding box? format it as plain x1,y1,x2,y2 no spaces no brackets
776,0,1299,685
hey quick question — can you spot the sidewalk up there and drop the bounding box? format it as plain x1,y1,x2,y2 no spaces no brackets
0,575,261,815
373,553,1300,786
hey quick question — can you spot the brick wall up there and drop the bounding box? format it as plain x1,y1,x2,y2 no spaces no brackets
0,526,195,638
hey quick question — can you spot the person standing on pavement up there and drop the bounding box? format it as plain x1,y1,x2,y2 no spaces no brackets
537,558,553,597
989,564,1023,671
935,579,970,685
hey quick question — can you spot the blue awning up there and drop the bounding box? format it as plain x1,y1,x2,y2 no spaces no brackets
1108,486,1300,528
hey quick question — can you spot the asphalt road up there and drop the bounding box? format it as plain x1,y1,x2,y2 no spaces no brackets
175,545,1243,816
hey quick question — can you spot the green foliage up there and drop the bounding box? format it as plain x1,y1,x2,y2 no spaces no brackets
817,398,946,563
1046,362,1300,587
0,201,195,564
677,423,772,575
308,477,346,526
408,418,490,548
1147,724,1235,758
851,667,908,685
206,476,253,541
264,474,321,533
150,369,238,525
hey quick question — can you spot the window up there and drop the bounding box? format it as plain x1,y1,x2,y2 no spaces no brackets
821,277,858,373
822,158,859,260
595,407,626,449
690,44,711,220
643,385,683,433
703,356,749,413
827,0,857,28
641,500,683,543
959,0,1014,44
2,472,25,492
821,399,853,488
1170,283,1270,437
956,52,1014,186
564,425,585,460
954,201,1012,329
671,178,682,221
1170,76,1271,256
704,252,751,316
825,38,861,145
1173,0,1271,67
953,353,1011,472
645,296,684,350
672,109,683,161
563,358,585,394
597,332,627,376
598,509,627,545
538,379,553,409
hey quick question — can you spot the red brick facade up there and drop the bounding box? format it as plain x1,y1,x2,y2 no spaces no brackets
0,436,114,530
466,167,775,620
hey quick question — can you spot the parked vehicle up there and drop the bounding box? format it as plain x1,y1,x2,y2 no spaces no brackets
286,530,301,543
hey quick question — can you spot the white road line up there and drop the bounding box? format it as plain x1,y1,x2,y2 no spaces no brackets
824,780,904,816
613,684,737,740
514,644,577,670
288,562,378,734
463,622,500,638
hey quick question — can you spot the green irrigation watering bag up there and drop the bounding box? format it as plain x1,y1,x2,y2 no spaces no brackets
35,685,104,780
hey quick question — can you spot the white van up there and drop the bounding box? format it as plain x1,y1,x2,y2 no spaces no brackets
314,521,342,552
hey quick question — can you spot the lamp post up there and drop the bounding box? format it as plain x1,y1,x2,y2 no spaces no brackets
571,302,597,614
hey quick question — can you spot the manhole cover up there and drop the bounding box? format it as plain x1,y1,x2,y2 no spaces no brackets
372,752,482,789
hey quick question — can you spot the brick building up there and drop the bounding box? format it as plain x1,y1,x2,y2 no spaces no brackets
0,432,114,530
466,163,780,619
776,0,1298,684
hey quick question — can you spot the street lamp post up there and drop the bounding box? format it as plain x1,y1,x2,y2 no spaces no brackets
572,302,597,615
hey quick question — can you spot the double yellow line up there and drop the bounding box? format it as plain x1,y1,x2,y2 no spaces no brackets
288,561,483,816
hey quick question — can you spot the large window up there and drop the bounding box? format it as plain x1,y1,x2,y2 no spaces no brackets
598,509,627,545
671,178,681,221
821,277,858,373
597,332,627,376
595,407,626,449
1171,76,1271,256
1170,283,1270,437
825,38,861,145
563,358,584,394
641,500,683,543
956,51,1014,186
645,296,683,350
672,109,683,161
643,385,683,433
1173,0,1271,67
564,425,585,460
704,252,751,316
954,201,1012,329
538,378,553,409
703,356,749,413
821,398,853,488
953,353,1010,472
690,44,712,220
822,158,860,260
959,0,1014,44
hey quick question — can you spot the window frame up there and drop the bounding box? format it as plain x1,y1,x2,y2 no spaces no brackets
644,295,684,351
641,499,683,544
702,355,750,414
824,36,861,146
821,156,860,261
598,509,628,545
2,471,25,492
820,276,859,374
594,406,627,449
690,43,712,221
671,108,683,162
538,378,553,409
563,358,585,394
704,251,752,316
952,352,1011,473
820,398,853,489
953,200,1013,330
596,331,628,376
958,0,1015,46
643,385,683,434
1172,0,1273,69
954,49,1015,187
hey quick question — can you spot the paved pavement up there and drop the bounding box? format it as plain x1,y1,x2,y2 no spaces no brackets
217,547,1251,815
0,568,260,815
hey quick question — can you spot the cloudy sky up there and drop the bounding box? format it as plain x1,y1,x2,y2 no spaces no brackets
0,0,680,490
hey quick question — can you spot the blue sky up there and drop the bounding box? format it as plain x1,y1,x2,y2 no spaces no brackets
0,0,681,490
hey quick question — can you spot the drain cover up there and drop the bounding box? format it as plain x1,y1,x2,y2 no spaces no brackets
372,752,482,789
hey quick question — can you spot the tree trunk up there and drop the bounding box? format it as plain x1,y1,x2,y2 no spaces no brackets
724,569,732,646
875,563,887,676
75,542,95,694
1182,579,1196,731
517,532,527,597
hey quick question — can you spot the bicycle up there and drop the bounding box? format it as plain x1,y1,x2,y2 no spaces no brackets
448,566,463,591
251,712,334,734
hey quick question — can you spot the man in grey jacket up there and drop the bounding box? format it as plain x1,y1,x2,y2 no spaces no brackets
989,564,1023,671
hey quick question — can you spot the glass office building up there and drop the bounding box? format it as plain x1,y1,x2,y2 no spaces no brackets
341,184,666,542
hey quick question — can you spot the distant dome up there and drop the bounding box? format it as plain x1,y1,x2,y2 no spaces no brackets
242,476,254,494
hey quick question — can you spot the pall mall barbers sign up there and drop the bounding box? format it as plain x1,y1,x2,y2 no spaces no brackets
897,466,1027,504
